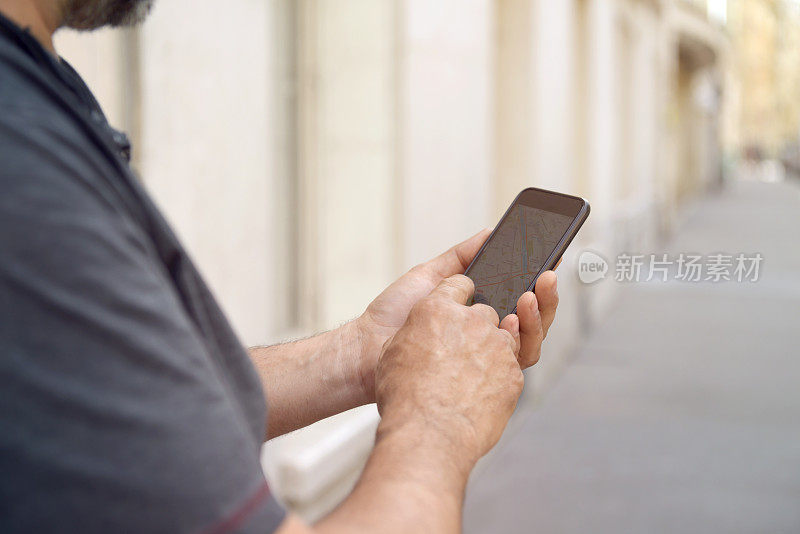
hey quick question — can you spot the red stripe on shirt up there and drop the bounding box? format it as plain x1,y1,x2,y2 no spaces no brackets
200,481,272,534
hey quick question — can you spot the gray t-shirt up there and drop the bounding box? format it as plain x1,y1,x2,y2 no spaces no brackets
0,13,285,533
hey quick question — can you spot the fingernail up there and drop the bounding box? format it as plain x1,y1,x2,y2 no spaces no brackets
530,294,538,313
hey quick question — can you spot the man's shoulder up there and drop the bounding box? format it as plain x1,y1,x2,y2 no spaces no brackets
0,50,121,217
0,33,59,114
0,35,105,165
0,105,117,217
0,61,80,145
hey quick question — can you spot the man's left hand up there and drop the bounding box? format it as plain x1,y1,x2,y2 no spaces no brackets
354,229,560,401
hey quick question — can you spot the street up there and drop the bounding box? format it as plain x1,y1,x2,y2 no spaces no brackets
464,179,800,533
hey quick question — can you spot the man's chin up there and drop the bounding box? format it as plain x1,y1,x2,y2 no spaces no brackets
61,0,155,31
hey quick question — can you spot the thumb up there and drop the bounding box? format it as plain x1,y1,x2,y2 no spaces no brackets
428,274,475,305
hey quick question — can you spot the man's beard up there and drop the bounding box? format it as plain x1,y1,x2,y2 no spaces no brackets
61,0,154,30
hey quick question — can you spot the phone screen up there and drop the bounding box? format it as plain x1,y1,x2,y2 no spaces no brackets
465,197,583,319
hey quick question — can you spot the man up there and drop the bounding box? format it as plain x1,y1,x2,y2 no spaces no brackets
0,1,560,532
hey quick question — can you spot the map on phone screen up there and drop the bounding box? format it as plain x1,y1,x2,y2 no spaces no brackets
467,205,573,319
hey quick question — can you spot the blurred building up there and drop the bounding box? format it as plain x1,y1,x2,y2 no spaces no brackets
55,0,729,520
726,0,800,159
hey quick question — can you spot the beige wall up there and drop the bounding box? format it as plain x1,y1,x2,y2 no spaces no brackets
299,0,397,329
399,0,494,267
138,0,277,346
55,28,129,129
728,0,800,155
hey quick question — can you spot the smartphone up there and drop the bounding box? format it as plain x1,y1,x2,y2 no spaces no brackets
464,187,590,319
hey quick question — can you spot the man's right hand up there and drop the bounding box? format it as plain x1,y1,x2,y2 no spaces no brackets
282,274,545,533
374,274,526,467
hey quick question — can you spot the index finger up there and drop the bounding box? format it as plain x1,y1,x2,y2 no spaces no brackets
428,274,475,305
471,303,500,327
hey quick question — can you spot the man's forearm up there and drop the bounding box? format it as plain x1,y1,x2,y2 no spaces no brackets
250,321,373,439
315,418,470,533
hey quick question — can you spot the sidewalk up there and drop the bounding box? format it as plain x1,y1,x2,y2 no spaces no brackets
463,180,800,533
